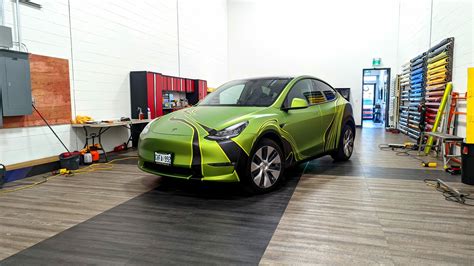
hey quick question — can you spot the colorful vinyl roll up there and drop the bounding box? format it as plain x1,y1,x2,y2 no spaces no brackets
427,72,447,80
429,44,450,59
428,51,448,64
425,96,442,102
428,58,448,69
412,63,424,71
424,82,453,155
426,84,446,91
427,65,447,75
425,90,445,96
427,77,447,86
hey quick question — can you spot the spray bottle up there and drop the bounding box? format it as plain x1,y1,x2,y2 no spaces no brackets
137,107,144,120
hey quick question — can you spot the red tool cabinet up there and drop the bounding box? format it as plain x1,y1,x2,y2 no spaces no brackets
197,80,208,100
130,71,207,119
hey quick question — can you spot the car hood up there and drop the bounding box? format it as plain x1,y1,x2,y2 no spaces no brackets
151,106,267,135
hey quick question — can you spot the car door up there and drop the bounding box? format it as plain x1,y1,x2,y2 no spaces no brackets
280,79,322,158
312,79,339,152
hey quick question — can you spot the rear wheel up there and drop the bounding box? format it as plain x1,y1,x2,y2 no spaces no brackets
331,124,354,161
243,139,284,193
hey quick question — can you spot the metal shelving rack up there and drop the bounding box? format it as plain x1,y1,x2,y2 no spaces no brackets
405,52,427,140
398,62,411,134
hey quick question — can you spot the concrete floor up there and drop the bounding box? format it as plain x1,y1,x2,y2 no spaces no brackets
1,128,473,264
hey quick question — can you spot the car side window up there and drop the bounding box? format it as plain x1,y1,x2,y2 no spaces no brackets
284,79,315,108
312,80,337,102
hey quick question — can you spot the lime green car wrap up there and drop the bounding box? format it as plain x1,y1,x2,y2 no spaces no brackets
138,75,354,182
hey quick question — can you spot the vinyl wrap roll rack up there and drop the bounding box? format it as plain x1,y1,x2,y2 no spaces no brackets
408,52,427,139
398,62,411,134
424,37,454,133
397,37,454,140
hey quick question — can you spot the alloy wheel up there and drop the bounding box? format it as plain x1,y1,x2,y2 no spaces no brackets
343,128,354,157
251,146,282,188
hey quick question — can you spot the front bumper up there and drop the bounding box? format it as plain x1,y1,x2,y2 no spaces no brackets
138,132,254,182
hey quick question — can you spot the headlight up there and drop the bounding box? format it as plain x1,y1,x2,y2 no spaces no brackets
141,118,159,136
205,121,248,141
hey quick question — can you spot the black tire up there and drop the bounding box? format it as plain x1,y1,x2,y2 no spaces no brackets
242,138,284,194
331,124,354,161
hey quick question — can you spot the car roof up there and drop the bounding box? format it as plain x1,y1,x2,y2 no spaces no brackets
237,75,328,81
237,76,295,81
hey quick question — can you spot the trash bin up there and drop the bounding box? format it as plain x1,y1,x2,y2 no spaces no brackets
0,164,5,188
461,142,474,185
59,152,81,170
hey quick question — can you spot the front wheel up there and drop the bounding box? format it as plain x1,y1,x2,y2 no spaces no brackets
331,124,354,161
242,138,284,194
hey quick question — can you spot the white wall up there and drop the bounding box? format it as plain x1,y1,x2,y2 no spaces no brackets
178,0,228,86
0,0,228,166
397,0,473,138
227,0,401,125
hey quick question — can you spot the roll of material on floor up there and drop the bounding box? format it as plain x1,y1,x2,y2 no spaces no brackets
424,82,453,155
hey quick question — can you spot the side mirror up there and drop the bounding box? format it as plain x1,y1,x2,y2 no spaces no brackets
283,98,308,111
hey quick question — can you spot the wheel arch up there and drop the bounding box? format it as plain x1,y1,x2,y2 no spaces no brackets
341,103,356,137
254,129,294,167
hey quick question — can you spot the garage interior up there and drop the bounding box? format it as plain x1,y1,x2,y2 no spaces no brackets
0,0,473,265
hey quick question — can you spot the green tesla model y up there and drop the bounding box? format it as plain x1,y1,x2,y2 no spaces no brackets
138,76,355,193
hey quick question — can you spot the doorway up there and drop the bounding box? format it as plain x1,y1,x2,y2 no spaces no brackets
361,68,391,128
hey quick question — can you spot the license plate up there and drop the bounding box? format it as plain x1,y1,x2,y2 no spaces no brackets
154,152,172,165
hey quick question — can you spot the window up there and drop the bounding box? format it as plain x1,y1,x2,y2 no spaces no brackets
200,78,290,107
313,80,337,102
284,79,314,108
218,84,245,104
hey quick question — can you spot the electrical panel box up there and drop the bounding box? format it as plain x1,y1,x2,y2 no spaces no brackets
0,26,13,49
0,49,32,118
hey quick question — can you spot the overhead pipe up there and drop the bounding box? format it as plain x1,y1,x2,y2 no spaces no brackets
0,0,4,25
15,0,22,51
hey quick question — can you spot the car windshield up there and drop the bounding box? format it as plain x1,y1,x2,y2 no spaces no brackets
200,78,291,107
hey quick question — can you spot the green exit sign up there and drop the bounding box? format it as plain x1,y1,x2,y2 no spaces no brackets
372,58,382,67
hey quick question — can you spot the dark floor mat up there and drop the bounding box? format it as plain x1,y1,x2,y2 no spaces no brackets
1,166,304,265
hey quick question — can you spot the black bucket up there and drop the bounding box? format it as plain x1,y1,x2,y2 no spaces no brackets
0,164,5,188
461,143,474,185
59,152,80,170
